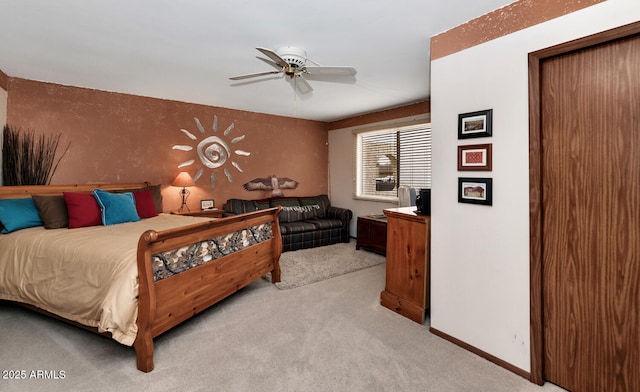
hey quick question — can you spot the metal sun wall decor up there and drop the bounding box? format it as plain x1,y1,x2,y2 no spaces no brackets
172,116,251,188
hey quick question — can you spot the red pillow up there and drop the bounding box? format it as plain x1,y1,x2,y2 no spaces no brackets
133,189,158,219
63,192,102,229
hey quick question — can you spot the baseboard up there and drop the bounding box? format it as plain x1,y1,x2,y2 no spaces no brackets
429,327,532,382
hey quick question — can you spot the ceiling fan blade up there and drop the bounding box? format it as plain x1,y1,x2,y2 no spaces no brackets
256,47,288,68
256,56,281,70
230,75,284,87
305,66,357,76
229,70,282,80
303,73,357,84
292,75,313,95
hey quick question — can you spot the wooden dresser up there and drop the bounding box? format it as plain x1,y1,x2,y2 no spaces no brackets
380,206,430,324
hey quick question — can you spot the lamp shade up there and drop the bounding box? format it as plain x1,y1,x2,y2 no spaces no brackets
171,172,196,187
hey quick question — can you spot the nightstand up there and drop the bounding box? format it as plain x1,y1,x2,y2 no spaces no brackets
171,209,223,218
356,214,387,255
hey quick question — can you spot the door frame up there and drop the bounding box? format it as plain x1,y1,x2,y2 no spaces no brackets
528,21,640,385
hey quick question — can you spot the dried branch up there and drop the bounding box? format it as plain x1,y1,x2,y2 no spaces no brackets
2,125,70,185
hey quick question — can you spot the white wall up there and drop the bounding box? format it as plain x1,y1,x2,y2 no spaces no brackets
328,113,430,234
430,0,640,372
328,126,397,236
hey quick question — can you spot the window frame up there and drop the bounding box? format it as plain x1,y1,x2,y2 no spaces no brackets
352,117,431,203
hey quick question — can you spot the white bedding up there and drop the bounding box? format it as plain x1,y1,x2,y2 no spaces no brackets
0,214,211,346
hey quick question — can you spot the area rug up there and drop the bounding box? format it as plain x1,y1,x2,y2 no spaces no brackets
264,240,386,289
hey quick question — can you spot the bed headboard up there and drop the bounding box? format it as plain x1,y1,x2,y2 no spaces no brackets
0,182,152,199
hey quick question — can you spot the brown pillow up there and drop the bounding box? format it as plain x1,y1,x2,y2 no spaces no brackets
32,194,69,229
146,184,163,213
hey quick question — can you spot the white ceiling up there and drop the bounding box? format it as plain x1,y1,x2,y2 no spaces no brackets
0,0,514,122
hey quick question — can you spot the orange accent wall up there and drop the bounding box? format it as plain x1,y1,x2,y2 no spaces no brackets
431,0,605,60
6,78,329,212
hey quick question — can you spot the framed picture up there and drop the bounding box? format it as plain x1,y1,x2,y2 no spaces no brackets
458,109,492,139
458,177,492,205
458,143,492,171
200,199,215,210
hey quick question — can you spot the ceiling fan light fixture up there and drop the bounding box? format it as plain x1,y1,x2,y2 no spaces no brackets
274,46,307,68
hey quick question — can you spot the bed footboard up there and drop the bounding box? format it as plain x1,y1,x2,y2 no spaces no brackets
134,207,282,372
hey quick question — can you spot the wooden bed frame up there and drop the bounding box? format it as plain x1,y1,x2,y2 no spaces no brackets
0,182,282,373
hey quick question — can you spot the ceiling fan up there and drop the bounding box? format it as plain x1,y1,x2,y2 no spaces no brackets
229,46,357,94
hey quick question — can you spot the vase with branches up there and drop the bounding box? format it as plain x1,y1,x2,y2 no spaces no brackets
2,125,70,186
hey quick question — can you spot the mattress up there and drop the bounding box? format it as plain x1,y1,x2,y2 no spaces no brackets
0,214,211,346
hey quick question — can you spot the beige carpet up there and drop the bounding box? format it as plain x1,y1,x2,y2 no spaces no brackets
265,239,386,289
0,262,568,392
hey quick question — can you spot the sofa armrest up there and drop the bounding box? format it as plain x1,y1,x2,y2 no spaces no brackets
327,206,353,242
327,206,352,222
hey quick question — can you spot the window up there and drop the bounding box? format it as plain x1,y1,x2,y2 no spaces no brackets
353,123,431,201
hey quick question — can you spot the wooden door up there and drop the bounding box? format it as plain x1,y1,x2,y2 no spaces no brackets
540,33,640,391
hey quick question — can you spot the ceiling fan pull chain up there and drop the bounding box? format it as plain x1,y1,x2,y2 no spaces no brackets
293,77,298,117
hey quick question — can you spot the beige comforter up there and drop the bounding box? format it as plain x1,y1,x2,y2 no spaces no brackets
0,214,211,346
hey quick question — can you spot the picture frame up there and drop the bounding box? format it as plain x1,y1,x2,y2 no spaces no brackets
458,177,492,205
458,109,493,139
458,143,492,171
200,199,215,210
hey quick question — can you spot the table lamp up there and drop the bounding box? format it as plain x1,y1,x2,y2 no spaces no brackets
171,172,196,212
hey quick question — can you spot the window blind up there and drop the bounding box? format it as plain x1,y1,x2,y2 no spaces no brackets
354,123,431,201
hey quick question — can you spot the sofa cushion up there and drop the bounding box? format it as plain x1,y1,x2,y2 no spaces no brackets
279,221,318,235
295,200,321,219
224,199,258,214
306,218,344,230
299,195,329,218
254,198,270,210
270,198,304,223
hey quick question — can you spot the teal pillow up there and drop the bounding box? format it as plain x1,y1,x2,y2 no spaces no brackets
93,189,140,226
0,198,44,234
